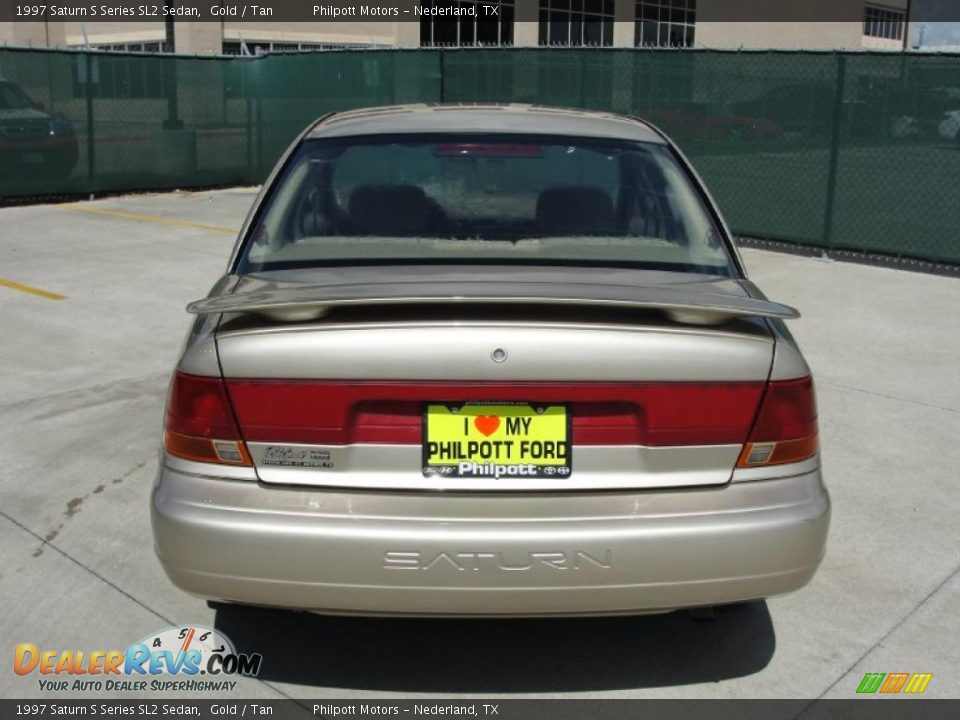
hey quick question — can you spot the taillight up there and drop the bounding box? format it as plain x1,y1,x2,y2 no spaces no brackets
163,372,252,466
737,376,818,468
225,380,768,446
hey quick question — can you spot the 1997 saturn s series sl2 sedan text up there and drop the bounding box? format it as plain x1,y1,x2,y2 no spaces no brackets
151,104,830,616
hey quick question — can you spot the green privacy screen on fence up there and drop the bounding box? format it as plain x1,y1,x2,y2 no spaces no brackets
1,47,958,263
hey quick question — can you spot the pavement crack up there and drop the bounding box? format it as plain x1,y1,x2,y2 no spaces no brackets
792,560,960,716
65,496,84,519
33,459,154,556
0,371,170,417
109,459,150,486
2,508,173,624
1,509,300,702
817,380,958,414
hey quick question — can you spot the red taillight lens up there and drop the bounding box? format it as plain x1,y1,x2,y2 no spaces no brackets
737,376,819,468
164,372,251,466
224,380,767,447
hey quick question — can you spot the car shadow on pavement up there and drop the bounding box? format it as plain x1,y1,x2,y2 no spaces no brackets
213,601,775,692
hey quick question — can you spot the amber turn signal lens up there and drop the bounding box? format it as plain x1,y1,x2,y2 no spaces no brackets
163,431,252,466
737,435,818,468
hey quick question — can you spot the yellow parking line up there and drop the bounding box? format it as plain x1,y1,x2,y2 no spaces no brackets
0,277,66,301
62,205,237,235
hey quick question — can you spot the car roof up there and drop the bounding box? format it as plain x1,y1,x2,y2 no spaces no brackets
306,103,668,145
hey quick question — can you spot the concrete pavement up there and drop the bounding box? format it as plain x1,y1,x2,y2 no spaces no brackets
0,189,957,700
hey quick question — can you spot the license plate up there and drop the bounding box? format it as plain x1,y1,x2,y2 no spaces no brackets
422,403,571,479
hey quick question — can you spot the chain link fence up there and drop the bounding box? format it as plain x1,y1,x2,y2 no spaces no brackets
1,46,958,264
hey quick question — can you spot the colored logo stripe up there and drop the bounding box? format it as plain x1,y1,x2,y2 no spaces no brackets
904,673,934,694
880,673,909,693
857,672,933,694
857,673,885,694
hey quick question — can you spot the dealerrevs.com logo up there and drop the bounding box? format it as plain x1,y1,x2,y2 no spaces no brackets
14,626,262,693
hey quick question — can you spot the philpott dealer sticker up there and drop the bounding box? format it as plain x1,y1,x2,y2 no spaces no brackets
13,625,261,693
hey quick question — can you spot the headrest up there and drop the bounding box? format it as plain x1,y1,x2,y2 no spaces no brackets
348,185,430,236
536,186,615,236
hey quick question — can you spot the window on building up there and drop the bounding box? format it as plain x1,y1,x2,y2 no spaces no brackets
863,5,905,41
538,0,615,47
221,41,361,56
635,0,696,47
70,49,170,99
87,42,171,53
420,0,515,46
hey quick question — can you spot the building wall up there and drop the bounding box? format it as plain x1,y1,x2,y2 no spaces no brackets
1,20,66,47
696,21,864,50
514,0,538,46
1,20,405,52
62,21,165,46
221,21,412,48
696,0,908,50
861,33,905,51
0,0,912,52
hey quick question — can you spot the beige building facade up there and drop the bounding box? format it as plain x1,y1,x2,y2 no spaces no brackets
1,0,910,53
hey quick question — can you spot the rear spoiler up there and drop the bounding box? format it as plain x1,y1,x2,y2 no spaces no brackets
187,281,799,325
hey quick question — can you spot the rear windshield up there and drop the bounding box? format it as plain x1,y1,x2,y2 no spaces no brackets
237,134,736,276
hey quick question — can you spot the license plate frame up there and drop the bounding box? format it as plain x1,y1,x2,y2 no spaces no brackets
422,402,572,479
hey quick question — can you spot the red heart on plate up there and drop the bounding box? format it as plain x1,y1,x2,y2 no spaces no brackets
474,415,501,437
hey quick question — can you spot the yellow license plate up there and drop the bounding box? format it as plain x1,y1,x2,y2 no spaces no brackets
423,404,571,479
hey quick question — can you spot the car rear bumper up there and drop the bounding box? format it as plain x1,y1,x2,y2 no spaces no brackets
151,462,829,616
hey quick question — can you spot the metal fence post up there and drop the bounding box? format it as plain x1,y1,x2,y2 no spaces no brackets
579,52,586,107
85,52,95,188
821,53,847,251
255,93,264,179
244,62,253,182
439,48,446,103
163,57,183,130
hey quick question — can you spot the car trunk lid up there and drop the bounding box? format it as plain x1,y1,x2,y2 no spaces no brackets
200,267,787,491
